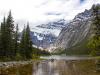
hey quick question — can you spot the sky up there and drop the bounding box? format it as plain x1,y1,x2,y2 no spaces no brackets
0,0,100,26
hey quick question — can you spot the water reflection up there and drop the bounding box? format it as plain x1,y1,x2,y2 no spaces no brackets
33,60,59,75
32,60,100,75
0,60,100,75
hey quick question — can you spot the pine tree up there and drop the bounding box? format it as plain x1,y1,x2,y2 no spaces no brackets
6,11,15,58
0,11,33,60
0,17,7,57
92,5,100,37
25,23,33,59
20,23,33,59
88,5,100,56
0,22,2,57
20,25,26,59
14,24,19,55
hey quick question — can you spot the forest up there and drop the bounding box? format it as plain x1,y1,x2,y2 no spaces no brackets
0,11,50,61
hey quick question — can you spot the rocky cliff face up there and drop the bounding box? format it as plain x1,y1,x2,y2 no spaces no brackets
30,19,67,49
54,6,96,52
30,32,57,49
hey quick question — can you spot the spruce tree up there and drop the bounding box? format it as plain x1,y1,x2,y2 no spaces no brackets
0,11,33,60
14,24,19,55
88,5,100,56
6,11,15,58
0,17,7,57
20,25,26,59
0,26,1,46
25,23,33,59
92,5,100,37
93,5,100,56
20,23,33,59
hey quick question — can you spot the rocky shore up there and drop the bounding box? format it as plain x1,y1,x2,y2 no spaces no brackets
0,60,33,68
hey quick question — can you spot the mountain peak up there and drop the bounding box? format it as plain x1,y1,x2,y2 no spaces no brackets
51,4,100,53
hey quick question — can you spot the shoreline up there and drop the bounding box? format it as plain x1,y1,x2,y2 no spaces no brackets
0,60,34,68
0,56,100,68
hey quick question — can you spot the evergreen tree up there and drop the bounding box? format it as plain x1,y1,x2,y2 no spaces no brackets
25,23,33,59
92,5,100,37
20,23,33,59
20,25,26,59
0,11,35,60
6,11,15,58
0,17,7,57
14,24,19,55
0,25,1,50
88,5,100,56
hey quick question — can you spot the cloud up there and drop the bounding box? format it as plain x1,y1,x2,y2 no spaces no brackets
45,13,62,15
0,0,100,26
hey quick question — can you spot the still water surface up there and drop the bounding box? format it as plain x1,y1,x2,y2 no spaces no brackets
0,56,100,75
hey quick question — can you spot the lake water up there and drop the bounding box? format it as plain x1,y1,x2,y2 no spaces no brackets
0,56,100,75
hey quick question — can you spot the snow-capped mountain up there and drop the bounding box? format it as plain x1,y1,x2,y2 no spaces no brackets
30,32,57,49
36,19,67,30
30,19,68,49
52,4,100,53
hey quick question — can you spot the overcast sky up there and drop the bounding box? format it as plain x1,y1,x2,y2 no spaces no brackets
0,0,100,25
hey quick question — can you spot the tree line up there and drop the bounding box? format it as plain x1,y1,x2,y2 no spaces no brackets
0,11,33,60
87,4,100,56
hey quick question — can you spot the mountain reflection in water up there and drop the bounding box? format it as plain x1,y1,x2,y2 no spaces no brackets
0,57,100,75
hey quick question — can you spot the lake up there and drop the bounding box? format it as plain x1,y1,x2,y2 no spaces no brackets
0,56,100,75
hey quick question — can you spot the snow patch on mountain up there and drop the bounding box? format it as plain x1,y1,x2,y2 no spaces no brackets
31,26,61,37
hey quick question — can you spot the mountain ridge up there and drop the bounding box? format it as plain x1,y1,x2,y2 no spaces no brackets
30,19,68,49
51,4,100,53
